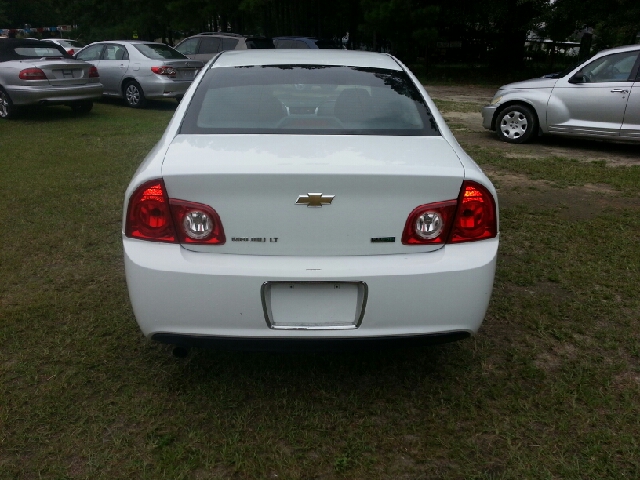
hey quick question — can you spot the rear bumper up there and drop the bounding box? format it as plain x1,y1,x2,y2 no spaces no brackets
6,83,103,105
152,331,471,351
124,236,499,340
482,105,497,130
138,77,193,99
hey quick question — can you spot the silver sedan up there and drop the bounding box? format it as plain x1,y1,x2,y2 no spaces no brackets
0,38,103,119
482,44,640,143
75,40,204,108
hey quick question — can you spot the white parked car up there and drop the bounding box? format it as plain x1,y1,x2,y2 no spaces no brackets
123,50,499,353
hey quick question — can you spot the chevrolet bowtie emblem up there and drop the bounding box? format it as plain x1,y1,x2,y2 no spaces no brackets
295,193,335,208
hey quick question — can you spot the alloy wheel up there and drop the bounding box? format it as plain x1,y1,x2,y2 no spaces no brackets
125,84,141,106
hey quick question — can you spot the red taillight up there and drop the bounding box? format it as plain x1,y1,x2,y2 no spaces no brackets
88,66,99,78
19,68,47,80
170,200,226,245
402,180,497,245
125,180,176,242
151,66,177,78
402,201,457,245
125,179,225,245
449,181,497,243
67,48,75,55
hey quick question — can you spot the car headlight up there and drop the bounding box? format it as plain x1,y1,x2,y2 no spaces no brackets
490,95,503,105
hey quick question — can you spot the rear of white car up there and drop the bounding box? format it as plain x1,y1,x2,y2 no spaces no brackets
122,50,498,349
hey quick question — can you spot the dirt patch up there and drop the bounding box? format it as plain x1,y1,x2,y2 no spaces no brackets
425,84,495,106
424,84,640,166
535,343,578,372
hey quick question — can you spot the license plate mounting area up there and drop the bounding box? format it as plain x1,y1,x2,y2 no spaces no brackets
261,281,368,330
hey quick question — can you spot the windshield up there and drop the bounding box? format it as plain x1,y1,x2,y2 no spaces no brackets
134,43,186,60
180,65,439,136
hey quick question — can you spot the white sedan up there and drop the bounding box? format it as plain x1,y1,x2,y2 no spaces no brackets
122,50,499,354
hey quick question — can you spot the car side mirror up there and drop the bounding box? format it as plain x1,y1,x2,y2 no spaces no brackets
569,72,585,84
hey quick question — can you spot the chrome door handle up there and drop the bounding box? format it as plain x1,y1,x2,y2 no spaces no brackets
611,89,629,93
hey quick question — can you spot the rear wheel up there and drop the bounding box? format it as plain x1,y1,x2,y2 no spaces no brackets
496,104,537,144
0,87,16,119
124,81,146,108
70,100,93,114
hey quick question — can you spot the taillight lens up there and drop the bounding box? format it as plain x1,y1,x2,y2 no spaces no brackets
402,201,457,244
449,181,497,243
125,180,176,242
67,48,75,55
402,180,497,245
88,66,99,78
19,68,47,80
125,179,225,245
170,200,226,244
151,66,177,77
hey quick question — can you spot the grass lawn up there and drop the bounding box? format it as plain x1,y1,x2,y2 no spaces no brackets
1,101,639,479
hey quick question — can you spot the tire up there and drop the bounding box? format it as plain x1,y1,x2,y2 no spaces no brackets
496,104,537,144
70,100,93,114
123,81,146,108
0,87,16,119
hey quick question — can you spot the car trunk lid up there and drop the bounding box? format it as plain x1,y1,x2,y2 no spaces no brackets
162,59,204,81
161,134,465,255
25,59,93,86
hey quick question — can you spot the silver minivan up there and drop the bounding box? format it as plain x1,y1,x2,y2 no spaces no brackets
482,45,640,143
76,41,204,107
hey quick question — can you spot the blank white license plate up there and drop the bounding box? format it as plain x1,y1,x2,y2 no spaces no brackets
261,282,367,330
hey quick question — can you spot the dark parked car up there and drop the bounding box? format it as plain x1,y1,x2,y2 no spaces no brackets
174,33,274,62
0,38,102,119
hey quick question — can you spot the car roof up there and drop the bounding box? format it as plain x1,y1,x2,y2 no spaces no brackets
273,36,318,40
214,49,402,70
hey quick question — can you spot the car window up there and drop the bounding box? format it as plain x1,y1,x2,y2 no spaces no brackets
59,40,83,49
246,38,275,49
13,45,67,58
199,38,222,54
316,39,343,49
221,38,239,50
103,44,128,61
175,38,199,55
133,43,186,59
77,44,104,61
582,51,640,82
180,65,439,136
293,40,310,49
275,39,294,49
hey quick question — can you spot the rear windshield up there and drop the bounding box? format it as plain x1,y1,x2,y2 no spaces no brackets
180,65,439,136
133,43,186,60
13,46,68,58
